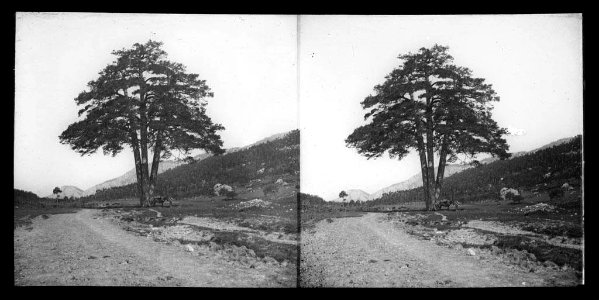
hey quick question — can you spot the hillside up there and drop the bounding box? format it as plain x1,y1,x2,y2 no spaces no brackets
368,164,471,200
14,189,40,206
83,153,213,196
84,130,299,201
82,131,293,196
371,135,582,205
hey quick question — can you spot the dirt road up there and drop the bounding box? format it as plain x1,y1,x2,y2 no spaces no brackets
14,209,292,287
300,213,574,287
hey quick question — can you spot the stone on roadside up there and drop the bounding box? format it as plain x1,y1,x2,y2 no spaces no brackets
543,260,559,269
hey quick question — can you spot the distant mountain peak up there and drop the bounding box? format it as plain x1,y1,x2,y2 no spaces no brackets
329,189,371,202
44,185,85,199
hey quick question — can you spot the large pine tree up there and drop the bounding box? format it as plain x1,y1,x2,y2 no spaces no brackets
346,45,509,210
60,40,225,206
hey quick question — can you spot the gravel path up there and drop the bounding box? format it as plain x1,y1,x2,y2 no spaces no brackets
14,209,292,287
300,213,559,287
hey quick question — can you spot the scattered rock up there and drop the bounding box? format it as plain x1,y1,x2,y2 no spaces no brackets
263,256,278,265
209,242,223,252
490,245,502,254
442,228,496,246
517,203,557,214
233,199,272,210
544,260,559,269
213,183,234,196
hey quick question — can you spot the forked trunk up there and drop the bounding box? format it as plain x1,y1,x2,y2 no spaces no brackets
130,131,146,207
125,87,146,207
416,128,430,209
435,136,449,204
139,88,152,207
425,122,436,211
149,135,163,202
412,93,430,209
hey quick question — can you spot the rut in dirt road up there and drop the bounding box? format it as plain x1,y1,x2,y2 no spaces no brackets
14,209,292,287
300,213,559,287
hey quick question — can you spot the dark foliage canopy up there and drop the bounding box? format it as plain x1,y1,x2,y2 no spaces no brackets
346,45,509,162
59,40,224,159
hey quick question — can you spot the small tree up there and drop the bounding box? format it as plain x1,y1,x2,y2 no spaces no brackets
339,190,348,203
53,187,62,198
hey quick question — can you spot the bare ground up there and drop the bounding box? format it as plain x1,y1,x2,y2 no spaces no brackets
300,213,579,287
14,209,294,287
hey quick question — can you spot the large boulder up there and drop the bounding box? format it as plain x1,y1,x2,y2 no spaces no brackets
214,184,234,196
500,187,520,201
561,183,573,190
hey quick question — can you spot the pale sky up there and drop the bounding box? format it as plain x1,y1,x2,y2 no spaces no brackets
14,14,583,199
299,14,583,200
15,13,298,196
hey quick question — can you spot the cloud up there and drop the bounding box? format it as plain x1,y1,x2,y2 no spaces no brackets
506,126,527,136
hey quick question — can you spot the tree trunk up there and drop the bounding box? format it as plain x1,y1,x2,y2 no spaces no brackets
435,135,449,203
149,134,162,199
425,115,436,210
130,130,146,207
424,79,436,211
416,131,430,209
412,93,430,209
139,88,151,207
124,87,146,207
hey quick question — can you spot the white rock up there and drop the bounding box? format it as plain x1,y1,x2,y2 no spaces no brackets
213,183,234,196
499,187,520,201
185,244,194,252
467,248,476,256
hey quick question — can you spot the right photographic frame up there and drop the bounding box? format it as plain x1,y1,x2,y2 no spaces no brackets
298,14,583,287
